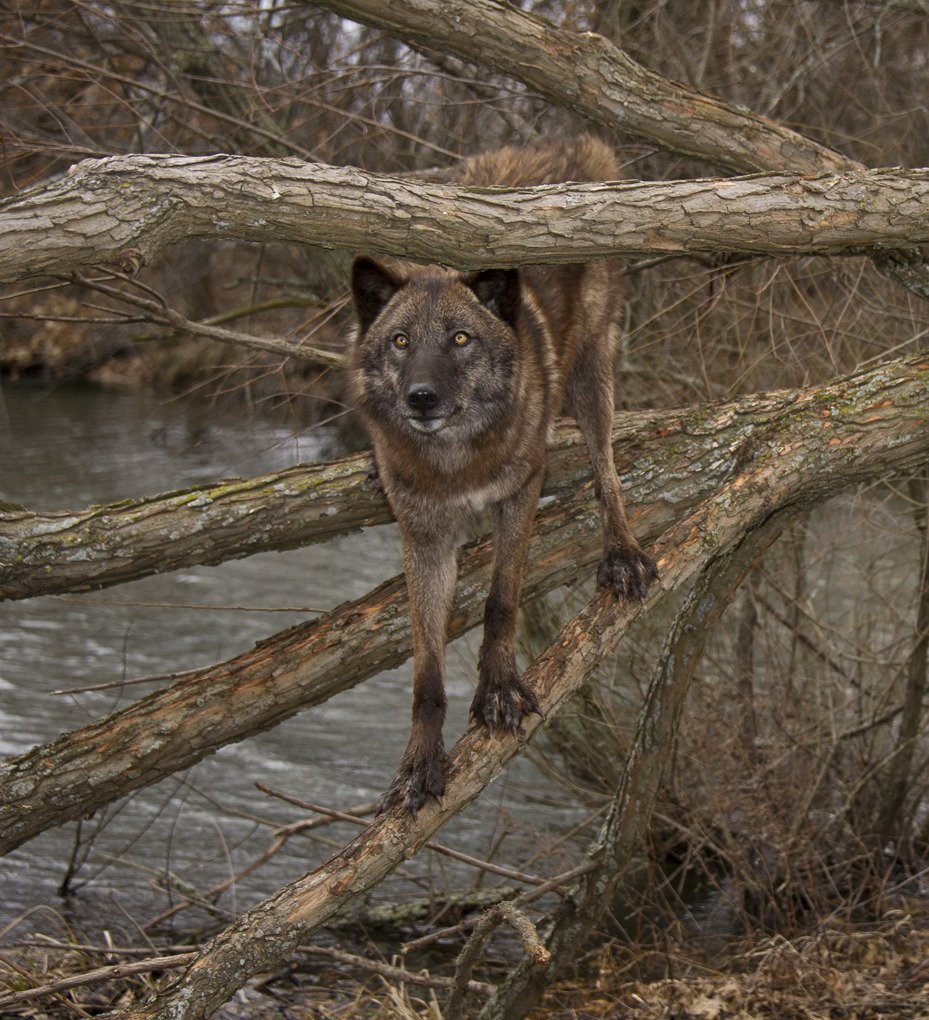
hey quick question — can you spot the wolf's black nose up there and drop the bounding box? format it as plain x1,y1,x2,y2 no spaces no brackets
407,385,438,411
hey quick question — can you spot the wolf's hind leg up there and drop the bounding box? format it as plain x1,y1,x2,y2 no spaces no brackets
470,472,544,733
566,334,658,601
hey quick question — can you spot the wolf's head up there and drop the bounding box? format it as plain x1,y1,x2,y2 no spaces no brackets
349,257,521,442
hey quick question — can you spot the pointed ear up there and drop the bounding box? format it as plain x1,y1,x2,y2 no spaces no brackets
351,257,402,331
462,268,521,326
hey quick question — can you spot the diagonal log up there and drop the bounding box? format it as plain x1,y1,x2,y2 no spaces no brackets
109,350,929,1020
307,0,847,177
1,352,927,858
307,0,929,300
3,158,929,284
482,511,796,1018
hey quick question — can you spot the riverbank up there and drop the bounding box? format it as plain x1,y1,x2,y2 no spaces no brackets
3,905,929,1017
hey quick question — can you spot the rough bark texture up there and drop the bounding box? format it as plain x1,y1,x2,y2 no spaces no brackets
0,408,669,601
309,0,848,177
109,349,929,1020
482,515,792,1019
2,352,927,858
0,455,386,601
4,159,929,283
307,0,929,299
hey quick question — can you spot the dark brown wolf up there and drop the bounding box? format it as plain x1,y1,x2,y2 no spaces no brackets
349,136,657,812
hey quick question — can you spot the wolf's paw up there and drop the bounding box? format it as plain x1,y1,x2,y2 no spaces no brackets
597,545,659,602
378,746,447,815
470,669,541,735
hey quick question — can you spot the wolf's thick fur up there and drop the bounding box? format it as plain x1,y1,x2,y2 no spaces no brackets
349,137,657,812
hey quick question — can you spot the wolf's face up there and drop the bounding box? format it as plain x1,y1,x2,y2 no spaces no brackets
350,257,521,444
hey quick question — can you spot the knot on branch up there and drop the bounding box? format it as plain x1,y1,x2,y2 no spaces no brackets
114,249,145,276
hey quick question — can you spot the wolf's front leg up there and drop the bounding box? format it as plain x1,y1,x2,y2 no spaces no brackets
382,520,458,814
471,472,544,734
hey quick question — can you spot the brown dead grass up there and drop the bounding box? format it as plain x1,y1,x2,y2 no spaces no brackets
536,908,929,1019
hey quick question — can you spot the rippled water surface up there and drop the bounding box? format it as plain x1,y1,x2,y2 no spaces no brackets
0,383,570,941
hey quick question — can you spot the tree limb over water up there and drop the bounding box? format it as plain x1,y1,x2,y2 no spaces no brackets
1,352,926,861
107,348,929,1020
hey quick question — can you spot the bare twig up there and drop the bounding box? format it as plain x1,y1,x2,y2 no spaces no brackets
445,902,549,1020
401,860,599,954
299,945,493,997
256,784,559,888
0,951,193,1011
73,272,344,368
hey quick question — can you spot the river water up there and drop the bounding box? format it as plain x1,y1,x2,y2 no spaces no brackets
0,382,577,943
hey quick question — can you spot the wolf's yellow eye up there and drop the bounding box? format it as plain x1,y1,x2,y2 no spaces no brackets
453,331,470,347
392,333,409,349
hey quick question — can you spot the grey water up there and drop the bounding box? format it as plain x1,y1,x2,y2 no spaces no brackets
0,382,576,945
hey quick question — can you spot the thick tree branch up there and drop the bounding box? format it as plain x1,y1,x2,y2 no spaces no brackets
2,353,927,857
482,513,794,1019
0,409,665,602
306,0,929,300
308,0,847,177
109,350,929,1020
3,159,929,284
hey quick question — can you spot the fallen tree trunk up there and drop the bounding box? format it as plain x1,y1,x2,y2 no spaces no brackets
0,409,664,602
482,511,794,1019
108,350,929,1020
3,159,929,284
1,352,926,857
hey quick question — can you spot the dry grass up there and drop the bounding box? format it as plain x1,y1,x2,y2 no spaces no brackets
537,907,929,1019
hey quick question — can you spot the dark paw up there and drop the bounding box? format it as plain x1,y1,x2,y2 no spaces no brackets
470,673,541,734
379,746,447,815
597,545,659,601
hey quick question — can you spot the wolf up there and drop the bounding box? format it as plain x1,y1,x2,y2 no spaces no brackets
348,136,658,812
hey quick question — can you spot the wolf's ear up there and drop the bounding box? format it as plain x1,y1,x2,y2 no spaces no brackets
351,257,402,331
462,268,521,327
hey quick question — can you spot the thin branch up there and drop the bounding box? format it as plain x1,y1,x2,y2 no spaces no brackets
401,860,600,955
445,903,549,1020
256,783,563,888
0,952,194,1011
298,945,493,997
73,272,343,368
